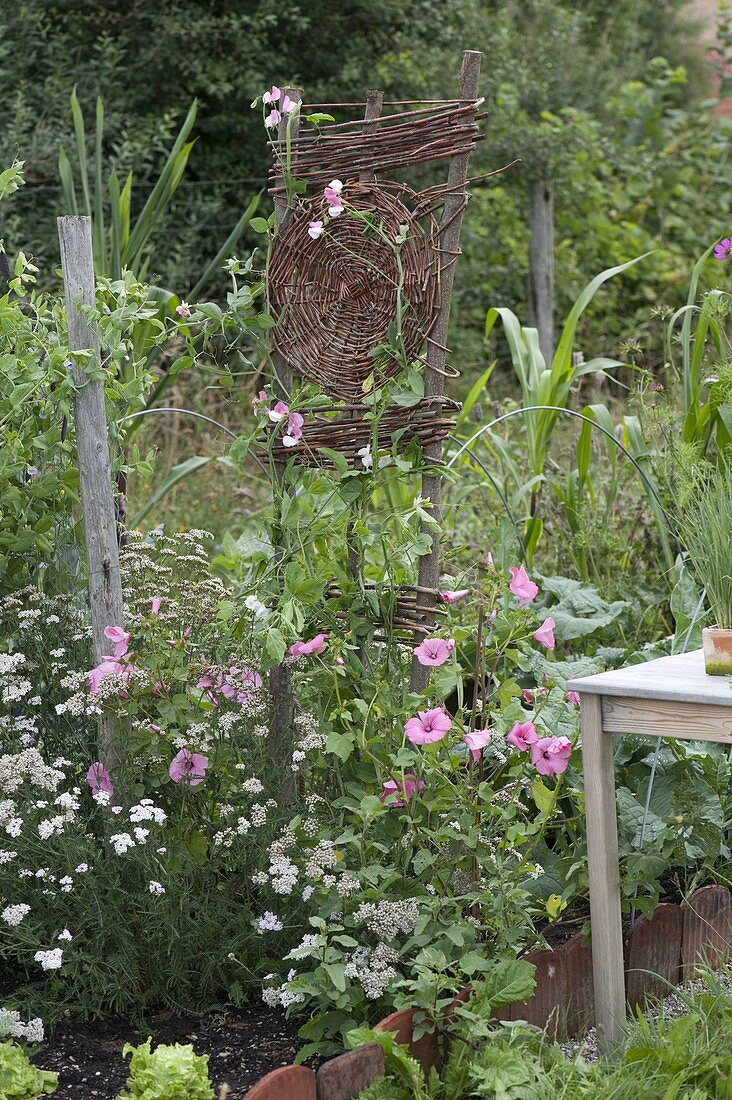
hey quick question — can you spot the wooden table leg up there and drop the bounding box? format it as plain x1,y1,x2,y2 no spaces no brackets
580,692,625,1050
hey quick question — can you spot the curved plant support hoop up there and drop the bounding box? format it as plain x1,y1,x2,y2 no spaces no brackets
446,433,527,558
447,404,679,555
117,407,268,476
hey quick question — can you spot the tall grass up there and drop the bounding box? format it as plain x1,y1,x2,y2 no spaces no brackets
678,466,732,628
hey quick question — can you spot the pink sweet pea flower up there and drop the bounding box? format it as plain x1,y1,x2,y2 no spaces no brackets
151,597,162,615
328,203,344,218
567,691,581,706
263,86,281,104
103,625,130,659
87,762,113,797
507,720,538,751
530,736,572,777
282,411,304,447
404,707,451,745
264,109,281,129
324,180,343,204
380,773,425,807
307,220,324,240
252,390,269,413
463,728,491,761
169,749,208,786
533,617,556,651
441,589,469,603
508,564,539,605
176,302,192,319
413,637,455,667
714,237,732,260
268,400,289,423
289,633,328,657
281,94,297,113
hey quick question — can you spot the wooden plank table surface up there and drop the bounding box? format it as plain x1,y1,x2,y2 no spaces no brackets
567,649,732,1050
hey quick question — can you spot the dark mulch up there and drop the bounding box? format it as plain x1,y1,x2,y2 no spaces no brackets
34,1005,302,1098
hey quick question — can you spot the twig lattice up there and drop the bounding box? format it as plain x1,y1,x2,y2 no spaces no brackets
269,182,440,400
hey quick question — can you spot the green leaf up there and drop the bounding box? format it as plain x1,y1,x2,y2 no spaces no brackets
532,777,555,815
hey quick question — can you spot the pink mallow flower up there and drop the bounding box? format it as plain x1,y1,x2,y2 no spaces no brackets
282,411,304,447
533,617,556,651
151,597,162,615
507,720,538,752
530,736,572,777
463,729,491,761
169,749,208,786
404,707,451,746
508,564,539,605
86,762,113,797
87,657,133,695
289,633,328,657
567,691,581,706
308,220,324,240
380,773,425,807
441,589,469,603
103,625,130,659
413,637,455,667
262,86,281,105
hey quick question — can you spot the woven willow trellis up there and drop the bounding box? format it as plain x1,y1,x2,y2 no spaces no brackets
267,52,485,734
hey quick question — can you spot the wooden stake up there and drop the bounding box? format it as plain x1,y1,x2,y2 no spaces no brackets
528,176,554,364
58,215,125,775
410,50,482,693
269,88,302,800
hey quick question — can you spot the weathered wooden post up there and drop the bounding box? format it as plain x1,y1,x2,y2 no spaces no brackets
410,49,483,693
58,215,125,776
528,175,554,364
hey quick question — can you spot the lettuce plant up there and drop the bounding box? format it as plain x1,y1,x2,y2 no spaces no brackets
117,1038,214,1100
0,1041,57,1099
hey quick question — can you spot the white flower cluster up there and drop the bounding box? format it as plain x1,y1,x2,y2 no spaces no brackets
353,899,420,940
129,800,167,825
304,840,338,881
34,948,63,971
344,943,400,1000
257,910,283,933
1,903,30,926
0,749,65,794
0,1007,44,1043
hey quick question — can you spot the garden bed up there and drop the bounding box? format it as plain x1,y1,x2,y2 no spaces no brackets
33,1006,302,1099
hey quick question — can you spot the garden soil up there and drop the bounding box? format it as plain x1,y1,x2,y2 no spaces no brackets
35,1005,303,1098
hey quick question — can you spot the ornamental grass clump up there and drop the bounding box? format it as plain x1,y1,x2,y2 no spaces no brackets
679,467,732,629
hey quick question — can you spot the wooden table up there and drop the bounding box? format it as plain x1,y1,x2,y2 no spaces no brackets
567,648,732,1049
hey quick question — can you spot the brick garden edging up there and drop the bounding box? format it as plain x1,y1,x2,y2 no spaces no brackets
244,885,732,1096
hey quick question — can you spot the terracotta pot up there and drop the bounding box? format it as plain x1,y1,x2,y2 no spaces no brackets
702,627,732,675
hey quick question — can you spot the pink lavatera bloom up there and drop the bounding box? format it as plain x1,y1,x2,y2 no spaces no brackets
404,707,451,745
567,691,581,706
282,411,304,447
507,720,538,751
441,589,469,603
262,85,281,104
103,625,130,659
289,633,328,657
264,109,281,129
508,564,539,605
533,617,556,651
380,773,425,807
86,762,113,797
151,597,162,615
87,654,136,695
530,736,572,777
169,749,208,786
413,637,455,667
463,728,491,761
307,220,324,240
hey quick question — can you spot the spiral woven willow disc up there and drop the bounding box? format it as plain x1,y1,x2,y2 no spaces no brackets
269,182,439,400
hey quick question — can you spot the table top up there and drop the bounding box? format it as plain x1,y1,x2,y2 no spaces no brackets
567,648,732,707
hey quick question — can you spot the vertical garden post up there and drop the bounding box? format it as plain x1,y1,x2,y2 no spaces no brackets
410,50,482,693
269,88,302,798
58,215,125,775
